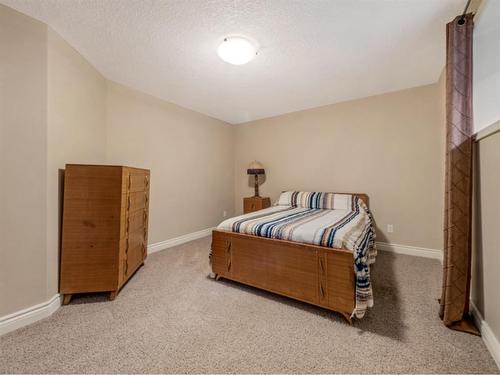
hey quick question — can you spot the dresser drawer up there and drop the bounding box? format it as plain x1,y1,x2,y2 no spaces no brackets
120,228,147,282
123,170,150,193
124,190,149,212
120,208,148,239
243,197,271,214
120,229,146,260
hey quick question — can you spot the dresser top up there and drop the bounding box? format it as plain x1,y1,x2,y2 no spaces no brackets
65,164,149,172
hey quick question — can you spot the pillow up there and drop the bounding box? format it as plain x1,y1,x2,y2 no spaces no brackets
277,191,353,210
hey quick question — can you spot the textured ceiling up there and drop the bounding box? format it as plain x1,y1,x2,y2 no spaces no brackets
2,0,465,124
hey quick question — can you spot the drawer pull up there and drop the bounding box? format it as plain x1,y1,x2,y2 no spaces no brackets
145,175,149,188
226,241,232,272
319,257,325,273
320,284,325,298
144,192,149,204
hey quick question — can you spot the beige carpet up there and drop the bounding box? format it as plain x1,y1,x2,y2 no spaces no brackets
0,236,498,374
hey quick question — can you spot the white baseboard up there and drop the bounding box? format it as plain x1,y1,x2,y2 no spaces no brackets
376,241,443,261
470,302,500,369
0,294,61,336
148,227,213,254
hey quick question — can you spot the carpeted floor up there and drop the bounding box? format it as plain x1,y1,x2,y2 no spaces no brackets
1,236,498,374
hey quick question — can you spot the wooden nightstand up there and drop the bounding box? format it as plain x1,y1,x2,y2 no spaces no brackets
244,196,271,214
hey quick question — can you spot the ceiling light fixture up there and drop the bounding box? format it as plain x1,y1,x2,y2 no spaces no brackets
217,36,257,65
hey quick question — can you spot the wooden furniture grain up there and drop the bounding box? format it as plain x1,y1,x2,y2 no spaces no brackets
243,196,271,213
60,164,150,304
213,193,369,324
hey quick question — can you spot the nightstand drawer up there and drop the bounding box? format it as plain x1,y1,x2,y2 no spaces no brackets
243,197,271,214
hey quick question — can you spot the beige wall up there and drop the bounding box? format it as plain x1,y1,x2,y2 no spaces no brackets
474,0,500,132
0,3,235,317
472,130,500,347
471,0,500,347
46,29,107,299
234,84,445,250
0,6,107,316
0,5,48,316
105,81,234,244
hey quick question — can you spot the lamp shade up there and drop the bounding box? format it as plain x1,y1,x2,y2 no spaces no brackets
247,160,265,175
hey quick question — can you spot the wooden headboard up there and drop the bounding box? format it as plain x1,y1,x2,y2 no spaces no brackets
352,193,369,208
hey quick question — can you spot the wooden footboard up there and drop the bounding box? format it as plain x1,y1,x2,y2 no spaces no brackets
211,230,355,323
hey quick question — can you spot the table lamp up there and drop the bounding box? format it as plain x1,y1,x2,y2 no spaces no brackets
247,161,265,197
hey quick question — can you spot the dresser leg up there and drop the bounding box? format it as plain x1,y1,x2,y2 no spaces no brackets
109,291,118,301
62,294,73,305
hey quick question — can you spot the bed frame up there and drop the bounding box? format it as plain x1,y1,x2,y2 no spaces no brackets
211,193,369,324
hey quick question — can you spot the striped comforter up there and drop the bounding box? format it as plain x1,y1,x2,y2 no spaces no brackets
217,193,377,318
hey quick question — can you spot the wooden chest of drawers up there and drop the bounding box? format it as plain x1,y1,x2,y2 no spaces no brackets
60,164,150,304
243,196,271,214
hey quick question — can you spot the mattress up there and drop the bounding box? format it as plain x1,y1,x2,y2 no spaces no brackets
217,192,377,318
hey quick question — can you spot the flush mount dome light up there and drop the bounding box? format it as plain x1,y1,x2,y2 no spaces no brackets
217,36,257,65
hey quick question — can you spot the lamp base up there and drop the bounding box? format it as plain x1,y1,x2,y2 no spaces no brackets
254,174,260,197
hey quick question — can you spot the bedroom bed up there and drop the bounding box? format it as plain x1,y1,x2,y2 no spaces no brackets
211,191,377,324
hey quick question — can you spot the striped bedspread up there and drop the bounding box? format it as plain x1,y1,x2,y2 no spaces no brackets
217,193,377,318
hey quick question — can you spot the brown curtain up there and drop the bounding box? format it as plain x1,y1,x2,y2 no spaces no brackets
439,13,478,334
